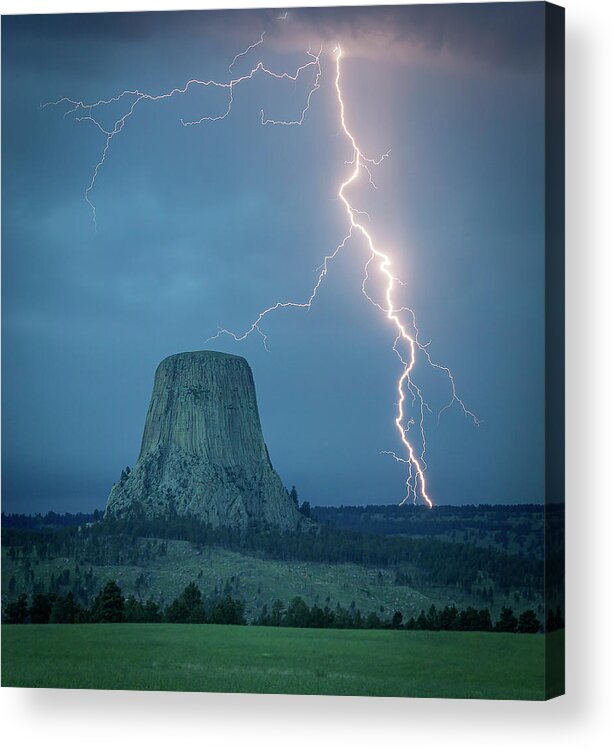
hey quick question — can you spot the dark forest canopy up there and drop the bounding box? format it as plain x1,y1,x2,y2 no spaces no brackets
1,503,560,565
4,578,560,634
311,503,556,560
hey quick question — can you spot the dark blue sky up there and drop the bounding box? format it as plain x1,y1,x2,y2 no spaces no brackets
2,4,546,513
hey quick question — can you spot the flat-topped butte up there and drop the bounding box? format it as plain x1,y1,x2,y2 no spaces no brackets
105,351,304,531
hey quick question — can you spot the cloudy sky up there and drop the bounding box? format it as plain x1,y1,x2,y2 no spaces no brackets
2,4,547,513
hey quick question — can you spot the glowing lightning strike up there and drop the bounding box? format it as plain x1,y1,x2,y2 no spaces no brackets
210,45,479,508
47,29,479,508
322,45,431,506
334,46,479,505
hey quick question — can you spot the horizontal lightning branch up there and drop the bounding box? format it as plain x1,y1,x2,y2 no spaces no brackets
43,43,322,228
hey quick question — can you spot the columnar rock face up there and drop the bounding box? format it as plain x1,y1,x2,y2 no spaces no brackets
105,351,304,531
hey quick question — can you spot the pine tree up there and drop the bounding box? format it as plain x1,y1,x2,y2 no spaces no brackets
495,607,518,633
426,604,440,630
283,597,311,628
91,581,124,623
366,611,383,629
391,611,403,629
290,486,298,507
30,592,57,624
4,594,28,624
416,610,428,630
270,599,285,626
165,582,205,623
143,599,162,623
517,609,540,633
49,592,79,623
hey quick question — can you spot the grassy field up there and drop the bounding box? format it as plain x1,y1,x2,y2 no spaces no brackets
1,624,553,700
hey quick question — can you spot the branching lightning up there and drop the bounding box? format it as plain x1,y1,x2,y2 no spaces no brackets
46,21,479,508
43,46,322,228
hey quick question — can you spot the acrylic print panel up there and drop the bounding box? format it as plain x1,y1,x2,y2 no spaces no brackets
1,2,564,699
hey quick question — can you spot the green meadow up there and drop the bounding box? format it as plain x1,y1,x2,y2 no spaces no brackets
1,624,554,700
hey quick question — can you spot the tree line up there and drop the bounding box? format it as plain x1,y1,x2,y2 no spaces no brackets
2,581,246,626
256,599,546,633
1,510,102,530
3,580,559,633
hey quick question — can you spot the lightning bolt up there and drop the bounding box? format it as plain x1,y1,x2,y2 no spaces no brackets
210,45,480,508
229,31,266,73
46,26,478,508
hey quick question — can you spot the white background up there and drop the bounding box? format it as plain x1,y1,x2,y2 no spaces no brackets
1,0,612,748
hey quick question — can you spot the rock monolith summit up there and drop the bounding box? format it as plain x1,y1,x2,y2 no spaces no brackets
105,350,304,531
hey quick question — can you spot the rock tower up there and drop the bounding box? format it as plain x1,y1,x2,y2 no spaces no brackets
105,351,303,531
